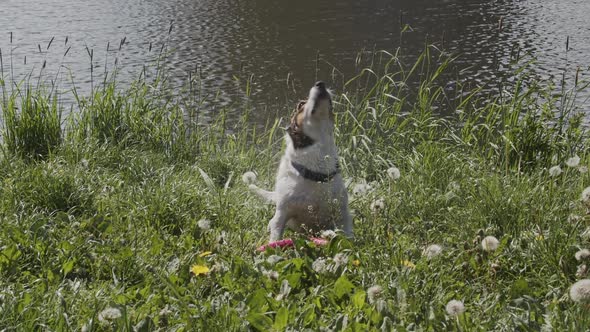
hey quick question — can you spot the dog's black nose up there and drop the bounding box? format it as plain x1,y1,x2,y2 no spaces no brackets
314,81,326,90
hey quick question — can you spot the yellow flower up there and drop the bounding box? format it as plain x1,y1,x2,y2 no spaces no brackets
190,264,210,276
199,251,213,257
352,259,361,267
401,260,415,269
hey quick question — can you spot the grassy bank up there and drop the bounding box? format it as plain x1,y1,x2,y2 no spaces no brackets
1,48,590,331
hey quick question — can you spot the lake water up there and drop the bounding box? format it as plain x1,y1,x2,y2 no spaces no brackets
1,0,589,121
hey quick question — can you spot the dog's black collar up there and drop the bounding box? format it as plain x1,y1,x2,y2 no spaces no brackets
291,161,340,183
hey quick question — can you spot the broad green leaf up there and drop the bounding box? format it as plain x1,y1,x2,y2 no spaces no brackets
285,273,301,289
352,290,366,309
334,275,355,299
246,313,273,331
273,306,289,330
62,259,75,276
246,289,268,312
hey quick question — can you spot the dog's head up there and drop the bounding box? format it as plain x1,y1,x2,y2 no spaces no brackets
287,81,334,149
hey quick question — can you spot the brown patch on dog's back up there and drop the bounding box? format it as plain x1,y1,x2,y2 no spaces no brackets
287,100,314,149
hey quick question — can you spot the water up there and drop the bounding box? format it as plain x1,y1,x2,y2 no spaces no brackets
1,0,589,121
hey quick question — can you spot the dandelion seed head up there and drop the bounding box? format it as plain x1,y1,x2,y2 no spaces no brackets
549,165,562,177
198,218,211,231
566,156,581,168
582,187,590,203
569,279,590,303
575,249,590,262
98,307,122,323
367,285,383,304
370,198,386,212
387,167,401,180
579,166,588,174
445,300,465,316
423,244,443,259
241,171,257,184
481,236,500,252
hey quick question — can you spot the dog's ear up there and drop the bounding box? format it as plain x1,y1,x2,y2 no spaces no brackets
292,100,307,128
287,99,314,148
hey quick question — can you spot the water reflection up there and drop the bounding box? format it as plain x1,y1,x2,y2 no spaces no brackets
0,0,588,122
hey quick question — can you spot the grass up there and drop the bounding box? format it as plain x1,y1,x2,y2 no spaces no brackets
0,46,590,331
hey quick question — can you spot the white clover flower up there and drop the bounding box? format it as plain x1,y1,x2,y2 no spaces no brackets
579,166,588,174
98,307,122,323
320,230,337,239
211,262,228,273
575,249,590,262
262,269,279,280
370,198,386,212
445,300,465,316
241,171,257,184
423,244,443,259
333,253,348,267
387,167,401,180
582,187,590,203
312,258,328,274
167,257,180,273
569,279,590,303
568,214,582,223
159,305,172,317
549,165,562,177
367,285,383,304
198,219,211,231
566,156,581,168
576,264,588,278
275,280,291,301
481,236,500,252
266,255,283,265
352,181,372,196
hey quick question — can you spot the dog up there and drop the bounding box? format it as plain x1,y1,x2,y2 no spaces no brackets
249,81,352,241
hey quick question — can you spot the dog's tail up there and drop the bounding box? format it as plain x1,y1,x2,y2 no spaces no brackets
248,184,276,204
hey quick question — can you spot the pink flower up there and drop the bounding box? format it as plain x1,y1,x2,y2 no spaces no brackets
257,237,329,251
257,239,294,252
310,237,329,246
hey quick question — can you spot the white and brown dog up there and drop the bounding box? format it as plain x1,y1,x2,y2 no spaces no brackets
250,81,352,241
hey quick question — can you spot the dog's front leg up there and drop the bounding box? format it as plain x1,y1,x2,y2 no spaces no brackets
268,206,289,242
